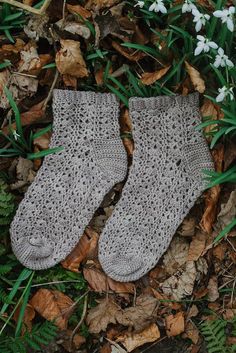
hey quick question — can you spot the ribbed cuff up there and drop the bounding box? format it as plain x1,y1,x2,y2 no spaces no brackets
129,92,199,111
53,89,118,106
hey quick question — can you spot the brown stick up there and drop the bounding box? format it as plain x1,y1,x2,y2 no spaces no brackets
0,0,52,15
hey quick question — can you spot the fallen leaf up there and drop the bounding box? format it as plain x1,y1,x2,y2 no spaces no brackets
85,0,121,10
24,13,52,43
30,289,74,330
112,41,146,61
61,228,99,272
84,266,135,295
10,157,36,191
55,39,88,78
33,131,51,150
141,65,171,85
165,312,185,337
215,190,236,231
184,321,199,344
163,237,189,275
178,217,196,237
86,299,120,334
213,243,226,260
188,231,206,261
161,261,197,300
187,305,199,319
185,61,205,93
86,295,159,334
61,329,86,351
66,4,91,18
207,276,219,302
13,303,35,333
55,19,91,39
117,323,160,352
200,99,220,141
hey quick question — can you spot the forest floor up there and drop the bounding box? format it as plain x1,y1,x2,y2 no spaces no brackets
0,0,236,352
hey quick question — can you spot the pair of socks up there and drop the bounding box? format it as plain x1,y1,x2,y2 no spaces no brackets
10,90,213,282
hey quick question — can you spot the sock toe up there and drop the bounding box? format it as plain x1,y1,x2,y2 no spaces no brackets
99,253,144,282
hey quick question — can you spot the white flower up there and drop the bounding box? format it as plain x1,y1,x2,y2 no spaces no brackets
213,6,235,32
192,8,210,32
216,86,234,102
135,0,145,7
213,48,234,68
194,35,218,56
182,0,196,13
12,130,20,141
149,0,167,13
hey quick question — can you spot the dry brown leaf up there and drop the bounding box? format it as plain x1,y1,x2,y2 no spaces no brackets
188,231,206,261
187,305,199,319
30,289,74,330
55,39,88,78
207,276,219,302
66,4,91,18
215,190,236,231
61,329,86,351
141,65,171,85
184,321,199,344
56,19,91,39
13,303,35,333
163,237,189,275
33,131,51,150
161,261,197,300
185,61,205,93
85,0,120,10
83,266,134,294
178,217,196,237
111,41,146,61
213,243,226,260
62,74,77,88
10,157,36,191
86,299,120,334
86,295,159,334
200,186,221,234
117,323,160,352
165,312,185,337
61,229,99,272
200,99,219,140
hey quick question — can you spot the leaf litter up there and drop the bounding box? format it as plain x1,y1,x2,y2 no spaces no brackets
0,0,236,352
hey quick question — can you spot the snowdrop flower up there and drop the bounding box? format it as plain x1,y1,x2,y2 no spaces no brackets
216,86,234,102
213,48,234,68
149,0,167,14
12,130,20,141
213,6,235,32
194,35,218,55
192,8,210,32
182,0,196,13
135,0,145,7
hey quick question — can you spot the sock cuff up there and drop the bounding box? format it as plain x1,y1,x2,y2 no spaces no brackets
129,92,199,111
53,89,118,106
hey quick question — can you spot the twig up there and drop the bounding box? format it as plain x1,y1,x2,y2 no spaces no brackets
0,0,52,15
42,69,59,111
69,293,88,351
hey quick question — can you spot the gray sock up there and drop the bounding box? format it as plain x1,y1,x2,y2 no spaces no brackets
99,93,214,282
10,90,127,269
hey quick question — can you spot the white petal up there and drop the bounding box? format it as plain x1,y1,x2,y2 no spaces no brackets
229,6,235,14
216,92,225,102
213,57,221,68
218,47,224,55
158,3,167,13
213,10,223,17
208,41,218,49
226,59,234,68
195,20,202,32
192,8,199,16
197,35,204,41
205,14,210,20
204,44,210,52
226,18,234,32
194,45,203,56
149,2,156,11
182,3,188,12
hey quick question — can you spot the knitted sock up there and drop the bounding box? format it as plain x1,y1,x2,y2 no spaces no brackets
99,93,214,282
10,90,127,269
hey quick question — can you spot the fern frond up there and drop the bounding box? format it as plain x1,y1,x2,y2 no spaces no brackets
0,321,57,353
0,180,15,236
200,319,227,353
0,264,12,276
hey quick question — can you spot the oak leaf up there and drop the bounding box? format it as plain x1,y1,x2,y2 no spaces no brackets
141,65,171,85
30,289,74,329
188,231,206,261
163,237,189,275
55,39,88,78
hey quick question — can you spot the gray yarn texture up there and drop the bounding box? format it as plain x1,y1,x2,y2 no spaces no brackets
99,93,214,282
10,90,127,269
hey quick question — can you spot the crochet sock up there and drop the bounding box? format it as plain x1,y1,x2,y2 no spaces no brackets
10,90,127,269
99,93,214,282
